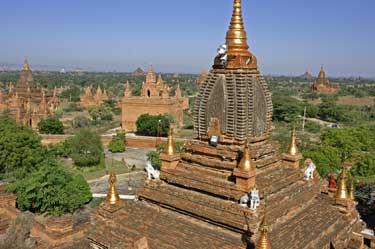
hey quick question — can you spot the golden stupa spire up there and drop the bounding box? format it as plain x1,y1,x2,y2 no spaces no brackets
224,0,257,69
164,127,176,156
226,0,249,55
22,57,31,71
106,173,121,205
238,144,256,171
336,167,348,201
287,128,299,156
256,203,271,249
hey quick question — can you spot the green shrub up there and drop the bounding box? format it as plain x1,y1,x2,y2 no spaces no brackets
38,117,64,134
136,114,173,137
108,132,126,153
304,121,321,133
7,160,92,216
72,115,91,128
0,117,45,179
66,129,104,167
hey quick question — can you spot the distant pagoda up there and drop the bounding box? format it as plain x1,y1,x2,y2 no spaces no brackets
0,58,59,128
132,67,146,76
311,65,340,94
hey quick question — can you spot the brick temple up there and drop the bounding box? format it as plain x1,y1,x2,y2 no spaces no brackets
80,85,109,108
89,0,366,248
0,1,370,249
0,58,59,128
121,65,189,131
311,65,340,94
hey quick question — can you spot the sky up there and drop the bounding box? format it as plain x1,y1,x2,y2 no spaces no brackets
0,0,374,77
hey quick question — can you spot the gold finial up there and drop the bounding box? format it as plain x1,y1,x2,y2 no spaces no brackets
225,0,257,69
106,173,121,205
287,128,299,156
226,0,249,55
164,127,175,156
22,57,31,71
336,167,348,201
238,144,255,171
256,201,271,249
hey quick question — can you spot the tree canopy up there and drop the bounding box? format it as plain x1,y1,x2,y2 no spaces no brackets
136,114,173,137
0,117,92,216
38,117,64,134
65,128,104,167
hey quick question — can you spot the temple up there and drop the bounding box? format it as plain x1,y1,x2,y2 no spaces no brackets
90,1,366,248
311,65,340,94
80,85,109,108
0,1,369,248
121,65,189,131
0,58,59,128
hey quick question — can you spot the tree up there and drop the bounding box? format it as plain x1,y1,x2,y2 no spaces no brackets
272,95,304,123
65,129,104,167
72,115,91,128
7,159,92,216
136,114,173,137
88,104,113,122
108,132,126,153
0,117,45,179
37,117,64,134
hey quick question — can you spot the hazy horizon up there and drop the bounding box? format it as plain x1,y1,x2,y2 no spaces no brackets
1,0,374,77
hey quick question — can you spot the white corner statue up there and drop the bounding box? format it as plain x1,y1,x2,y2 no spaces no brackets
239,193,250,207
217,44,227,66
304,161,316,180
239,188,260,211
250,188,260,211
145,161,160,180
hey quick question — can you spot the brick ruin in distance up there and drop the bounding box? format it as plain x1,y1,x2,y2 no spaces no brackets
121,65,189,131
0,58,59,128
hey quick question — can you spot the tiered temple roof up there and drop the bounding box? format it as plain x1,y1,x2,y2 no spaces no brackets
80,85,108,108
91,1,365,248
0,58,58,128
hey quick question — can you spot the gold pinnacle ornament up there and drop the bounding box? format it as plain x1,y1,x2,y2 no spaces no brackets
164,127,176,156
106,173,121,205
287,128,299,156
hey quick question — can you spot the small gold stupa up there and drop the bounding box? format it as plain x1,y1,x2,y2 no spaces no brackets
106,173,121,205
164,127,176,156
336,167,348,201
256,215,271,249
287,128,299,156
238,145,256,171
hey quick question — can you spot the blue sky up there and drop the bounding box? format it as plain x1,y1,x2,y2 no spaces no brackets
0,0,374,77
